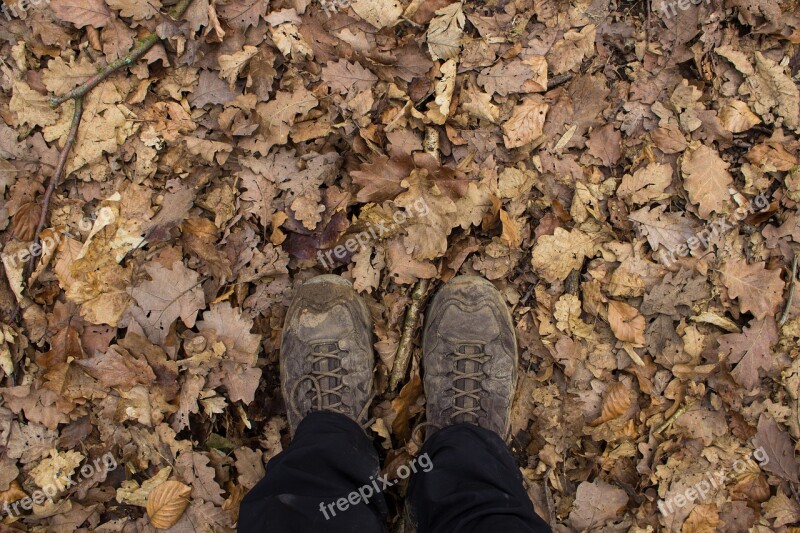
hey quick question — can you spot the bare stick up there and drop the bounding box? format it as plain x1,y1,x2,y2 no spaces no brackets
779,253,799,327
389,278,430,391
655,401,694,435
49,0,196,108
25,97,84,280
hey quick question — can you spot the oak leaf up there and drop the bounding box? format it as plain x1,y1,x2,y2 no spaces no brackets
721,260,784,320
175,451,225,505
681,144,734,218
106,0,162,20
29,449,84,490
531,227,594,283
718,318,778,389
218,46,258,88
217,0,268,30
75,345,157,389
763,491,800,528
477,57,547,96
128,261,206,345
351,0,403,29
752,414,800,483
618,163,672,204
629,205,699,252
568,479,628,530
393,170,458,261
321,59,378,94
426,2,465,61
682,504,719,533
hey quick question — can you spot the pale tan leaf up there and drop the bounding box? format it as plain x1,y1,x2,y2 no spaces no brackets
502,97,548,149
681,143,734,218
426,2,465,61
531,227,594,283
146,480,191,529
351,0,403,29
718,100,761,133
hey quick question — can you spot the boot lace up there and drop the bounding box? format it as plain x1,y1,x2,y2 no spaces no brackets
290,341,373,425
450,343,489,423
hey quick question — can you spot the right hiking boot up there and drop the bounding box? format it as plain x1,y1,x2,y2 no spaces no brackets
422,275,518,438
280,275,375,436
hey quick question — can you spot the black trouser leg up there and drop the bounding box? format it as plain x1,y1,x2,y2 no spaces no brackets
408,423,552,533
238,411,386,533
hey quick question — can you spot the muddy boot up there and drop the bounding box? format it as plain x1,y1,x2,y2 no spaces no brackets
280,275,375,435
422,275,518,438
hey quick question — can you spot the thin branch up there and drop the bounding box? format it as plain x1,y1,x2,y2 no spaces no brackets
655,401,694,435
779,253,799,327
25,97,84,280
389,278,430,391
49,0,196,108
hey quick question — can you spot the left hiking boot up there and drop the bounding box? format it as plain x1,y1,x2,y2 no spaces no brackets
422,275,518,438
280,275,375,436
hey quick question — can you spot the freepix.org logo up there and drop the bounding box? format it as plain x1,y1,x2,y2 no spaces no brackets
1,0,50,21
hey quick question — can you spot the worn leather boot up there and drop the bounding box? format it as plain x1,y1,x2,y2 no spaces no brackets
280,275,375,435
422,275,518,438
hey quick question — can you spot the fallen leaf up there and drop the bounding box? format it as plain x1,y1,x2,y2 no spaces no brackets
608,301,645,345
426,2,465,61
146,479,191,529
681,143,734,218
50,0,111,27
503,97,548,149
721,259,784,320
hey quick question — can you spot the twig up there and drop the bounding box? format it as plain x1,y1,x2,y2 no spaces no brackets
655,401,694,435
49,0,196,108
779,253,799,327
25,97,84,280
389,278,430,391
547,73,574,91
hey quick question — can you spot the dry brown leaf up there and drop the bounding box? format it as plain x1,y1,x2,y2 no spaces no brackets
146,479,192,529
351,0,403,29
608,301,645,345
106,0,162,20
721,260,784,321
0,480,27,506
50,0,111,27
718,100,761,133
503,97,548,149
681,504,719,533
590,382,631,426
681,143,734,218
426,2,465,61
617,163,672,204
568,479,628,530
531,227,594,283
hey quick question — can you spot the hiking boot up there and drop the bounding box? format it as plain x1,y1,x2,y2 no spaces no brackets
281,275,375,435
422,275,518,438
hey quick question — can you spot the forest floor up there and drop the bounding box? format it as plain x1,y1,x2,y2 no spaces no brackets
1,0,800,531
